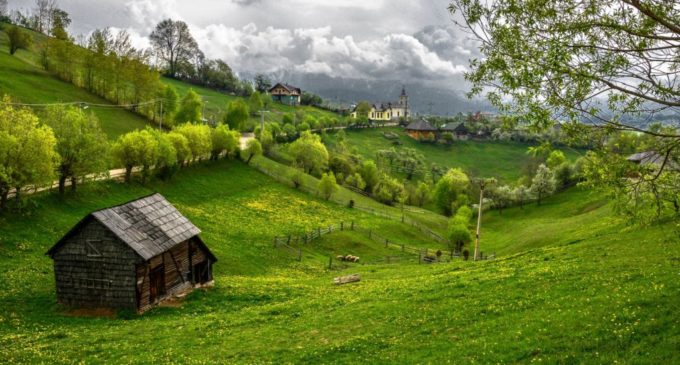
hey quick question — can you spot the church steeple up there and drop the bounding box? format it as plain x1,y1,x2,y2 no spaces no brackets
399,85,409,117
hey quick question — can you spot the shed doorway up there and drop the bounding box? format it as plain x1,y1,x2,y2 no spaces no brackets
149,265,166,303
193,261,210,284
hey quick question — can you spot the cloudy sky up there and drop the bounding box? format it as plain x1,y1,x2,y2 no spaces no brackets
8,0,478,88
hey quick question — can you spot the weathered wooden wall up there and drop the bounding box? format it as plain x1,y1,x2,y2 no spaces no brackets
135,238,212,312
52,220,141,309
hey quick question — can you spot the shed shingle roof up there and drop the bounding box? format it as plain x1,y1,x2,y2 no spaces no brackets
405,119,437,131
48,193,203,260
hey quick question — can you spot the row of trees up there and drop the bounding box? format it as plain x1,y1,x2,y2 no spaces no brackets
0,97,263,210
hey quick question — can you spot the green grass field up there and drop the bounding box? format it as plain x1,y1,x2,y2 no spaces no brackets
0,27,152,139
0,158,678,363
325,127,583,183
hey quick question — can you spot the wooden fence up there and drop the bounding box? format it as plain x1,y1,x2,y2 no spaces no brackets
272,220,495,266
252,160,447,244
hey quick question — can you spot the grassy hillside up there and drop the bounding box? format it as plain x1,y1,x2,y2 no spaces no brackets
0,158,678,363
164,77,341,129
0,25,341,139
325,127,582,183
0,26,151,139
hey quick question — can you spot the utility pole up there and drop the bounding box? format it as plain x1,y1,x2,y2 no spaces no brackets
259,109,270,132
159,99,163,131
474,178,495,261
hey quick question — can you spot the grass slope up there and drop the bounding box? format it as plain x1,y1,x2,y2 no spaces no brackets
164,77,341,129
326,127,582,183
0,159,678,363
0,27,151,139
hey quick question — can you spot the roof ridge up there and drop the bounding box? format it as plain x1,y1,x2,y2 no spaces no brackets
94,192,161,214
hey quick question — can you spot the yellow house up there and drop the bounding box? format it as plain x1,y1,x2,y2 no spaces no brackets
351,87,410,121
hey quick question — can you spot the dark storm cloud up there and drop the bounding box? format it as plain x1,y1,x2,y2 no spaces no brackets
6,0,475,85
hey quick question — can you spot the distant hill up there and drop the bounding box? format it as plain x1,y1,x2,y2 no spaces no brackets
247,71,495,116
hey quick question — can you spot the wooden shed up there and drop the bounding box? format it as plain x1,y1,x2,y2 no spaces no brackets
46,193,217,313
405,118,437,140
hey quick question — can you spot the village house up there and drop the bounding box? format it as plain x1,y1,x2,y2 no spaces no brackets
440,122,469,140
350,87,410,122
269,83,302,105
405,118,437,140
46,193,217,313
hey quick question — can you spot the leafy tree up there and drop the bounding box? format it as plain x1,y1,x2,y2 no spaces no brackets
373,175,405,205
149,19,199,77
301,91,323,106
50,8,70,40
173,123,212,162
489,185,513,214
433,168,470,216
6,26,32,55
546,150,566,169
450,0,680,220
248,91,263,115
225,99,249,131
166,131,192,166
210,124,240,160
531,164,556,205
147,128,178,180
243,138,262,164
160,85,179,127
111,130,159,183
318,172,339,200
345,172,366,191
254,74,271,93
359,160,380,193
397,148,425,180
281,123,297,140
297,122,310,132
512,185,531,209
414,182,430,207
355,101,371,118
258,128,274,154
175,89,203,123
0,99,58,207
447,223,472,253
282,113,294,125
45,105,108,194
261,93,273,110
288,131,329,175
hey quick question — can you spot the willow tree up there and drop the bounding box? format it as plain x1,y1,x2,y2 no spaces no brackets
450,0,680,220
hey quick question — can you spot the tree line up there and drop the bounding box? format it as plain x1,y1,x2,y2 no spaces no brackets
0,98,262,210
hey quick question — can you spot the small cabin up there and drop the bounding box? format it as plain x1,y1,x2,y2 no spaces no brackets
46,193,217,313
441,122,469,140
269,83,301,105
405,118,437,140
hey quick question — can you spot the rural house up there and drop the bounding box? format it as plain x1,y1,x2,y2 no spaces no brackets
405,118,437,140
46,193,217,313
269,83,302,105
440,122,469,140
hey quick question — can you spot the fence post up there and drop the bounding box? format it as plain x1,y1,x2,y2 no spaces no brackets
298,247,302,262
340,222,344,231
328,256,332,269
304,235,307,244
418,252,421,264
401,215,404,223
385,239,388,247
318,227,321,237
287,235,291,244
273,236,278,247
351,221,354,230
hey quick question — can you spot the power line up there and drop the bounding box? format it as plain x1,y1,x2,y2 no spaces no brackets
0,98,166,109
